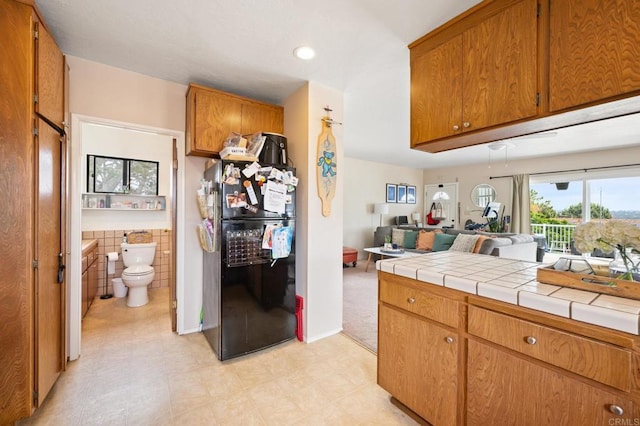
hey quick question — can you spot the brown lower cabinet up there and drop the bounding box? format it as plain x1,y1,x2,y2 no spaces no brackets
82,241,98,317
377,271,640,425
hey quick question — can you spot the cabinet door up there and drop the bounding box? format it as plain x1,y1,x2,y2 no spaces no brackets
88,258,98,306
82,269,88,318
467,340,635,425
193,88,242,154
410,35,463,145
462,0,538,131
549,0,640,112
241,102,284,135
378,304,458,426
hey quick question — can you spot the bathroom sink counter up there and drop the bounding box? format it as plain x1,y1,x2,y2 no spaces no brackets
376,251,640,424
81,239,98,255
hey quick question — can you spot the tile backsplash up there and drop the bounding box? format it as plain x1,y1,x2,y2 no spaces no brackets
82,229,172,296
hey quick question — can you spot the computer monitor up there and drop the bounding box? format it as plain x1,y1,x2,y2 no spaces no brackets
396,216,409,226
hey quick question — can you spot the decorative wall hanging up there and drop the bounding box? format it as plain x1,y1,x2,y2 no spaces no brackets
386,184,397,203
397,185,407,203
407,186,416,204
316,106,341,216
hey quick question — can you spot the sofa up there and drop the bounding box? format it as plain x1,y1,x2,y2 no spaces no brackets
373,225,538,262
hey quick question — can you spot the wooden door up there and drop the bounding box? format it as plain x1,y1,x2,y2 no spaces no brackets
410,35,463,145
34,21,64,407
193,88,242,153
549,0,640,112
467,339,636,425
0,1,34,422
462,0,538,131
378,304,459,425
240,102,284,135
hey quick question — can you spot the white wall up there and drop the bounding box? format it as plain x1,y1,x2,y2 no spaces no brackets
81,123,172,231
284,82,344,342
343,157,424,255
423,145,640,226
66,56,205,338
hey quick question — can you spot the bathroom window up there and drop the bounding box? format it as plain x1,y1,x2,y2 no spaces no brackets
87,155,159,195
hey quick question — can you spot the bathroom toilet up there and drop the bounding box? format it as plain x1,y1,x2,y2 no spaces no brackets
120,242,156,307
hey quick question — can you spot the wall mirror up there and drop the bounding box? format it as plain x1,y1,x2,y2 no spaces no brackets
87,154,159,195
471,184,496,207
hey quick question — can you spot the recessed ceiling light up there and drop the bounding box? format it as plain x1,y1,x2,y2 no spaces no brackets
293,46,315,60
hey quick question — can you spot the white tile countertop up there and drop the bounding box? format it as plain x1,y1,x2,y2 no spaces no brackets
377,251,640,335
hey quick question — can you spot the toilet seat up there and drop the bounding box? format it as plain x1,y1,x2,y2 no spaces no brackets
123,265,154,276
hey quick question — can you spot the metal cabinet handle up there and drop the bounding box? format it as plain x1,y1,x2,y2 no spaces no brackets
407,297,415,304
446,336,454,344
525,336,537,345
463,121,470,128
609,405,624,416
452,125,460,131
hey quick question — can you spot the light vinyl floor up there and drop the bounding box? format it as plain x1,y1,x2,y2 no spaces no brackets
19,288,416,425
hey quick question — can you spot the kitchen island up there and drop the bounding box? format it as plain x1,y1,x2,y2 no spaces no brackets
376,251,640,425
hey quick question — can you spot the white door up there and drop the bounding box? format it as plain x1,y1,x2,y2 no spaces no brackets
424,183,459,228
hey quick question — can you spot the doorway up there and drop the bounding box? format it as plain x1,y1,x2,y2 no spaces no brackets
424,182,459,228
68,115,185,360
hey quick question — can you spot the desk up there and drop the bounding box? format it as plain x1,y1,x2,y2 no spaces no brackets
363,247,422,272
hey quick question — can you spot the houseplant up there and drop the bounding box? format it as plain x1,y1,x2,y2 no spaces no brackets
573,221,640,281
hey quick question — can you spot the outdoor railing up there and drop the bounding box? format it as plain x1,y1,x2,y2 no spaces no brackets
530,223,577,253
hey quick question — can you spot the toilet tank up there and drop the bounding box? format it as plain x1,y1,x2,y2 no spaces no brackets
121,242,157,267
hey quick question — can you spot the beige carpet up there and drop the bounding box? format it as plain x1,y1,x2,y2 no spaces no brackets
343,261,378,352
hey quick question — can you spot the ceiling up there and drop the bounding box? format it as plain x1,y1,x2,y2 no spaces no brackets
35,0,640,169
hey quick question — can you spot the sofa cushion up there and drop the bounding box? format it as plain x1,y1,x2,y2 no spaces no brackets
473,235,490,253
432,233,457,252
392,228,406,246
477,237,512,255
374,226,393,247
416,230,441,250
508,234,534,244
449,234,480,253
403,231,419,249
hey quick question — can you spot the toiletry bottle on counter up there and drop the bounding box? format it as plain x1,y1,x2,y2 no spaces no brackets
122,233,127,244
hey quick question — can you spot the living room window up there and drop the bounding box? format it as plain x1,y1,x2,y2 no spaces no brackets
530,168,640,253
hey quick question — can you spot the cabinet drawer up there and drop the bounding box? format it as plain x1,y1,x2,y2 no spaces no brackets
87,248,96,265
468,306,631,391
380,279,459,328
81,255,88,272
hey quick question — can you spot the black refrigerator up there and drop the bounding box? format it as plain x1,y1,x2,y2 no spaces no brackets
202,159,296,360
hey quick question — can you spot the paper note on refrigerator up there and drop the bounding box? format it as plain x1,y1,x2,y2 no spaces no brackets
263,180,287,214
271,226,293,259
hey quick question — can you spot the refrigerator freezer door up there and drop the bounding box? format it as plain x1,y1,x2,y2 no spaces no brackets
219,160,295,220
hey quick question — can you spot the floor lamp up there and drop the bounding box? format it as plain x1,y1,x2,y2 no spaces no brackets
374,203,389,226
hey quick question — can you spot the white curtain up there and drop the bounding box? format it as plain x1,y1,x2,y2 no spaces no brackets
511,174,530,233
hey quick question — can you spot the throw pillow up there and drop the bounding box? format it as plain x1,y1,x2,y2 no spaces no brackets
473,235,490,253
416,231,434,250
403,231,419,249
432,233,457,252
449,234,480,253
392,228,406,246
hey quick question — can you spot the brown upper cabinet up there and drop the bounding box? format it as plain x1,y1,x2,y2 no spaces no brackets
549,0,640,112
186,83,284,156
410,0,538,148
410,0,640,153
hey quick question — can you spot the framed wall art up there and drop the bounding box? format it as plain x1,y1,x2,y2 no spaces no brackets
397,185,407,203
386,183,397,203
407,185,416,204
